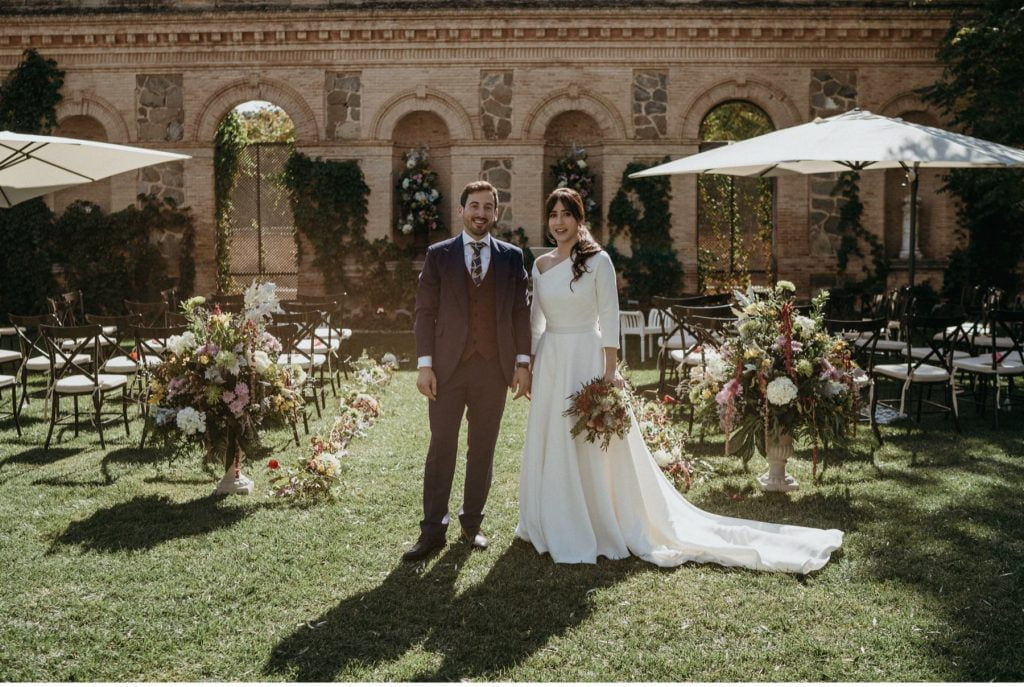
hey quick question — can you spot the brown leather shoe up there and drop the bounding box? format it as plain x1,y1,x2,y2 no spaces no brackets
402,536,445,562
460,528,489,550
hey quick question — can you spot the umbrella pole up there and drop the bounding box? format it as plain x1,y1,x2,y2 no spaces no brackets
905,163,920,288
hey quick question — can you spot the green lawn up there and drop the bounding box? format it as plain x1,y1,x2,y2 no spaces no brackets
0,333,1022,681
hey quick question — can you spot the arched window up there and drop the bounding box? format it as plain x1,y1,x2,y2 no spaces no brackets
53,115,110,212
697,100,775,290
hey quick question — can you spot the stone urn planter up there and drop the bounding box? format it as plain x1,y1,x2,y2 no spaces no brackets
757,433,800,492
212,432,254,496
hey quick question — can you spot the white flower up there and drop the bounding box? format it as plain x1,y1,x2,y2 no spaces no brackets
381,352,398,369
766,376,799,406
794,315,817,337
175,407,206,435
216,350,240,376
406,158,416,169
243,281,282,322
652,448,674,467
320,453,341,476
852,368,869,387
401,223,413,235
252,350,272,374
557,180,567,188
429,189,439,201
167,331,197,356
577,159,587,169
776,280,796,293
290,364,307,387
402,178,410,189
824,380,846,397
414,191,427,203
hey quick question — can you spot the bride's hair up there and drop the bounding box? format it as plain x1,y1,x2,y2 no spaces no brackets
545,188,601,287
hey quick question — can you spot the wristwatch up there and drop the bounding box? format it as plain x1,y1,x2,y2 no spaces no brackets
515,362,530,369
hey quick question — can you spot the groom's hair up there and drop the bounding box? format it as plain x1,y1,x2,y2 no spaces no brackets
460,181,499,208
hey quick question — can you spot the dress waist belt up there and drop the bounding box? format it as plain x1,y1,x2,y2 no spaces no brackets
545,324,599,334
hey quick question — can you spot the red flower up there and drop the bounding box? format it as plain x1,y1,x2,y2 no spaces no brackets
129,350,139,361
267,459,280,470
662,395,677,405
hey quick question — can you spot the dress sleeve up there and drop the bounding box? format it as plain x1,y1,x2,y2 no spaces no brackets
595,252,620,349
530,267,547,355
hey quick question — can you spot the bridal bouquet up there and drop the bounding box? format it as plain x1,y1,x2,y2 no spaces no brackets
146,282,304,472
685,281,867,476
564,376,632,451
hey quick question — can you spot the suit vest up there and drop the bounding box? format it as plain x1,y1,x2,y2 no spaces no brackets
461,260,499,361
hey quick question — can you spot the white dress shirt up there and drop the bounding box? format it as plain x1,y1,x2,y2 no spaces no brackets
418,232,530,370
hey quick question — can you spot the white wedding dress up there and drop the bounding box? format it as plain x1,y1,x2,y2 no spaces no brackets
515,251,843,573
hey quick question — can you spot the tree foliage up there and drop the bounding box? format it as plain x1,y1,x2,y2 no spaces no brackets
214,111,247,292
238,105,295,143
920,0,1024,296
0,49,65,319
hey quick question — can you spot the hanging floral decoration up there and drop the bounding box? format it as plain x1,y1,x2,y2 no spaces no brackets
396,146,445,237
550,144,599,220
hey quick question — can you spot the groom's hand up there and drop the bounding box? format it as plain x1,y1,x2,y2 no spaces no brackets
416,367,437,401
511,367,532,400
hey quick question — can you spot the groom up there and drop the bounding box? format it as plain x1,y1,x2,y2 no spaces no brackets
405,180,532,562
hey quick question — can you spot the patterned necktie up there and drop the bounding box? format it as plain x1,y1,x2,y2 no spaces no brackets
469,240,486,286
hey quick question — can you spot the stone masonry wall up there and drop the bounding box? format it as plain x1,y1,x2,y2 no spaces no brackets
325,71,361,140
136,73,183,142
480,70,513,140
481,158,514,230
632,70,668,140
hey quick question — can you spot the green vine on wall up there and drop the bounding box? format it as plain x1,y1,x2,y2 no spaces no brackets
282,150,370,294
213,111,246,293
606,158,682,308
833,171,889,295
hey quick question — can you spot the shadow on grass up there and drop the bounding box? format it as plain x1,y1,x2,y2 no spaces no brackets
264,539,638,681
30,446,169,487
854,483,1024,680
1,446,82,468
51,493,252,553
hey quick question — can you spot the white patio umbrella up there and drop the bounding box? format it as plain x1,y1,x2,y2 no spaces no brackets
630,109,1024,285
0,130,190,209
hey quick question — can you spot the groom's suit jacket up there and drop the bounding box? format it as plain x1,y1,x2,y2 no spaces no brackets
415,234,531,387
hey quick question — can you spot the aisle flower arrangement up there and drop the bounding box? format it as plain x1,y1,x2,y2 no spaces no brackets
636,396,715,491
685,282,866,477
396,146,445,238
145,282,303,478
551,144,598,220
269,352,398,500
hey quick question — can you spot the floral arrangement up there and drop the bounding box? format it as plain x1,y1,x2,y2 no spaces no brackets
563,376,632,451
396,147,445,238
146,282,304,472
637,396,715,491
684,281,866,476
268,352,398,500
551,144,598,220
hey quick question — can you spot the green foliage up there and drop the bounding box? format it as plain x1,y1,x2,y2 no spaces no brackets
395,147,445,244
49,196,193,314
238,105,295,143
606,159,682,308
359,238,418,314
0,49,64,319
497,226,535,274
214,111,247,293
0,49,64,134
832,171,889,295
551,145,600,228
921,0,1024,294
698,100,773,142
282,150,370,294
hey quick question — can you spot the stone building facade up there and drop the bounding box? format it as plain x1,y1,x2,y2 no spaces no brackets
0,0,966,296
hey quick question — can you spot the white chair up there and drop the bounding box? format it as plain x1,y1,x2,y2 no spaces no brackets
619,310,646,362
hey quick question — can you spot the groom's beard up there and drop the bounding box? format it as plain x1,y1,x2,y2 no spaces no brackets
463,215,496,240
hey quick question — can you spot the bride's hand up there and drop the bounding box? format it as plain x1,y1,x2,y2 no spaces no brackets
604,371,626,389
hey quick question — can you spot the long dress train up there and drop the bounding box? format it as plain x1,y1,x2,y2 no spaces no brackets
515,252,843,573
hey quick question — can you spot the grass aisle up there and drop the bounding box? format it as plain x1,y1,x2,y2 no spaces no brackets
0,353,1022,680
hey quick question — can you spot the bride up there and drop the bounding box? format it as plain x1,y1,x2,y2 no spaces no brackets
515,188,843,574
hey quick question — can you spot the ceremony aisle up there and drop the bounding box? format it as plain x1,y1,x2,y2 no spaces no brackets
0,354,1021,681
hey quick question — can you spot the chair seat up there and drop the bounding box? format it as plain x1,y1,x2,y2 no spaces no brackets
669,349,707,366
278,353,327,370
0,373,15,387
0,326,19,336
297,338,340,354
657,333,696,350
26,353,91,371
908,346,970,361
103,355,162,374
143,339,167,354
0,348,22,365
954,354,1024,375
314,326,352,341
874,363,950,382
54,373,128,393
873,339,907,352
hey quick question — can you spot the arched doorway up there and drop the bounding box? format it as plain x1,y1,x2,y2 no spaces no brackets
392,110,451,251
543,110,603,237
52,115,111,212
220,101,298,297
697,101,775,291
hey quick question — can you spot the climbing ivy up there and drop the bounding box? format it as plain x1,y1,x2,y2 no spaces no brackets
213,111,246,293
832,171,889,295
282,150,370,294
606,159,682,308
